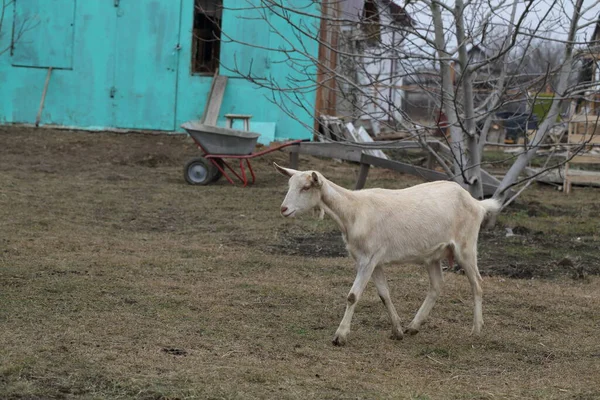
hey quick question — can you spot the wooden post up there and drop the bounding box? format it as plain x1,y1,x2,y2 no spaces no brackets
289,151,299,169
426,151,435,170
564,120,573,194
314,0,329,133
355,162,370,190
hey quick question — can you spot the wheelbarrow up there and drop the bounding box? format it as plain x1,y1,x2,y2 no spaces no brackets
181,121,302,186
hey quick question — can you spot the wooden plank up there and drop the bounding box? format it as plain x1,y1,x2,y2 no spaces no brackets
570,155,600,164
203,75,228,126
373,132,410,141
339,140,427,150
36,68,53,127
303,139,438,151
370,142,424,150
285,141,434,160
360,154,498,196
361,154,448,181
357,126,389,160
567,174,600,184
345,123,389,160
286,142,364,162
570,115,600,123
224,114,253,118
569,134,600,144
331,122,346,141
527,167,600,187
481,169,502,186
569,118,600,139
200,72,218,123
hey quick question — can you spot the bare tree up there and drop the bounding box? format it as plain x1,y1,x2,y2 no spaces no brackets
220,0,599,205
0,0,37,56
0,0,11,55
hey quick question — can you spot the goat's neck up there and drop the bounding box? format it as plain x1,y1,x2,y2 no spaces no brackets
319,179,356,236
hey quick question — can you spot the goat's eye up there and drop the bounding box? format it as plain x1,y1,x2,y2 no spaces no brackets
300,186,310,192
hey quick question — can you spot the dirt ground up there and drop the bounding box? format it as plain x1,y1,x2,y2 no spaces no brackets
1,126,599,399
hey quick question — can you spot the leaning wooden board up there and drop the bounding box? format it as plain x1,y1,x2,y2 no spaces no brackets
285,141,507,197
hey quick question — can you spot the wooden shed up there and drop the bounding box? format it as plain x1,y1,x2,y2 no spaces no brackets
0,0,320,144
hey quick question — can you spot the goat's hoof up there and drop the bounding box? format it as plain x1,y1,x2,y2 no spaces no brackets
404,327,419,336
332,335,347,346
470,327,483,336
390,330,404,340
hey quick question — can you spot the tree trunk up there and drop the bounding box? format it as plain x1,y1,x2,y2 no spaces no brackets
430,0,467,186
454,0,483,198
494,0,584,203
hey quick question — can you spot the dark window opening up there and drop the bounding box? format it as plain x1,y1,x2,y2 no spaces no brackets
362,0,381,45
192,0,222,74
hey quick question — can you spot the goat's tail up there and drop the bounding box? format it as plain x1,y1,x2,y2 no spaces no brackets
479,197,502,227
479,198,502,215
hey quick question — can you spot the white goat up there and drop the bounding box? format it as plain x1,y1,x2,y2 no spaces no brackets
274,163,501,346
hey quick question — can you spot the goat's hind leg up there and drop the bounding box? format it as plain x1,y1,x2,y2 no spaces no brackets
456,248,484,335
405,260,443,335
372,266,403,340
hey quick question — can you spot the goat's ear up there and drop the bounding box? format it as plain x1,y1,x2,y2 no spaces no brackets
311,172,322,188
273,162,297,177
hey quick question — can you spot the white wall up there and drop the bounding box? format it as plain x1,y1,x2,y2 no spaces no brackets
356,5,404,122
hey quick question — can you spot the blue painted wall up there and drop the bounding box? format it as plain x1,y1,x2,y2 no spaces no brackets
0,0,319,143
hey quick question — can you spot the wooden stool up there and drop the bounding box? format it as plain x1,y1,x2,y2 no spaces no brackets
225,114,252,131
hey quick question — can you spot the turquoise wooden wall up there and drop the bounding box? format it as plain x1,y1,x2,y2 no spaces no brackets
0,0,319,143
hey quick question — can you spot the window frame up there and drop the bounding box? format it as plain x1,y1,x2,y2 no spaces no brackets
191,0,223,75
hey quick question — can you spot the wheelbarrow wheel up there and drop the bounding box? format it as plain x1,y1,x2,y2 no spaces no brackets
184,157,216,185
210,159,224,183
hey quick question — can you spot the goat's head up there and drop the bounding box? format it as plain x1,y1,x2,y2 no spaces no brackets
273,162,323,218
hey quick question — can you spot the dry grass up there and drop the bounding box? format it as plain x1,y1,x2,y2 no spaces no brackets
1,126,599,399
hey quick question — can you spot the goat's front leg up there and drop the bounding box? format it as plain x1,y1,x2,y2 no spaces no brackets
332,257,379,346
371,266,403,340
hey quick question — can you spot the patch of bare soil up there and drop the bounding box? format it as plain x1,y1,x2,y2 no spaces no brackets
463,181,599,279
478,224,600,280
267,228,347,258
